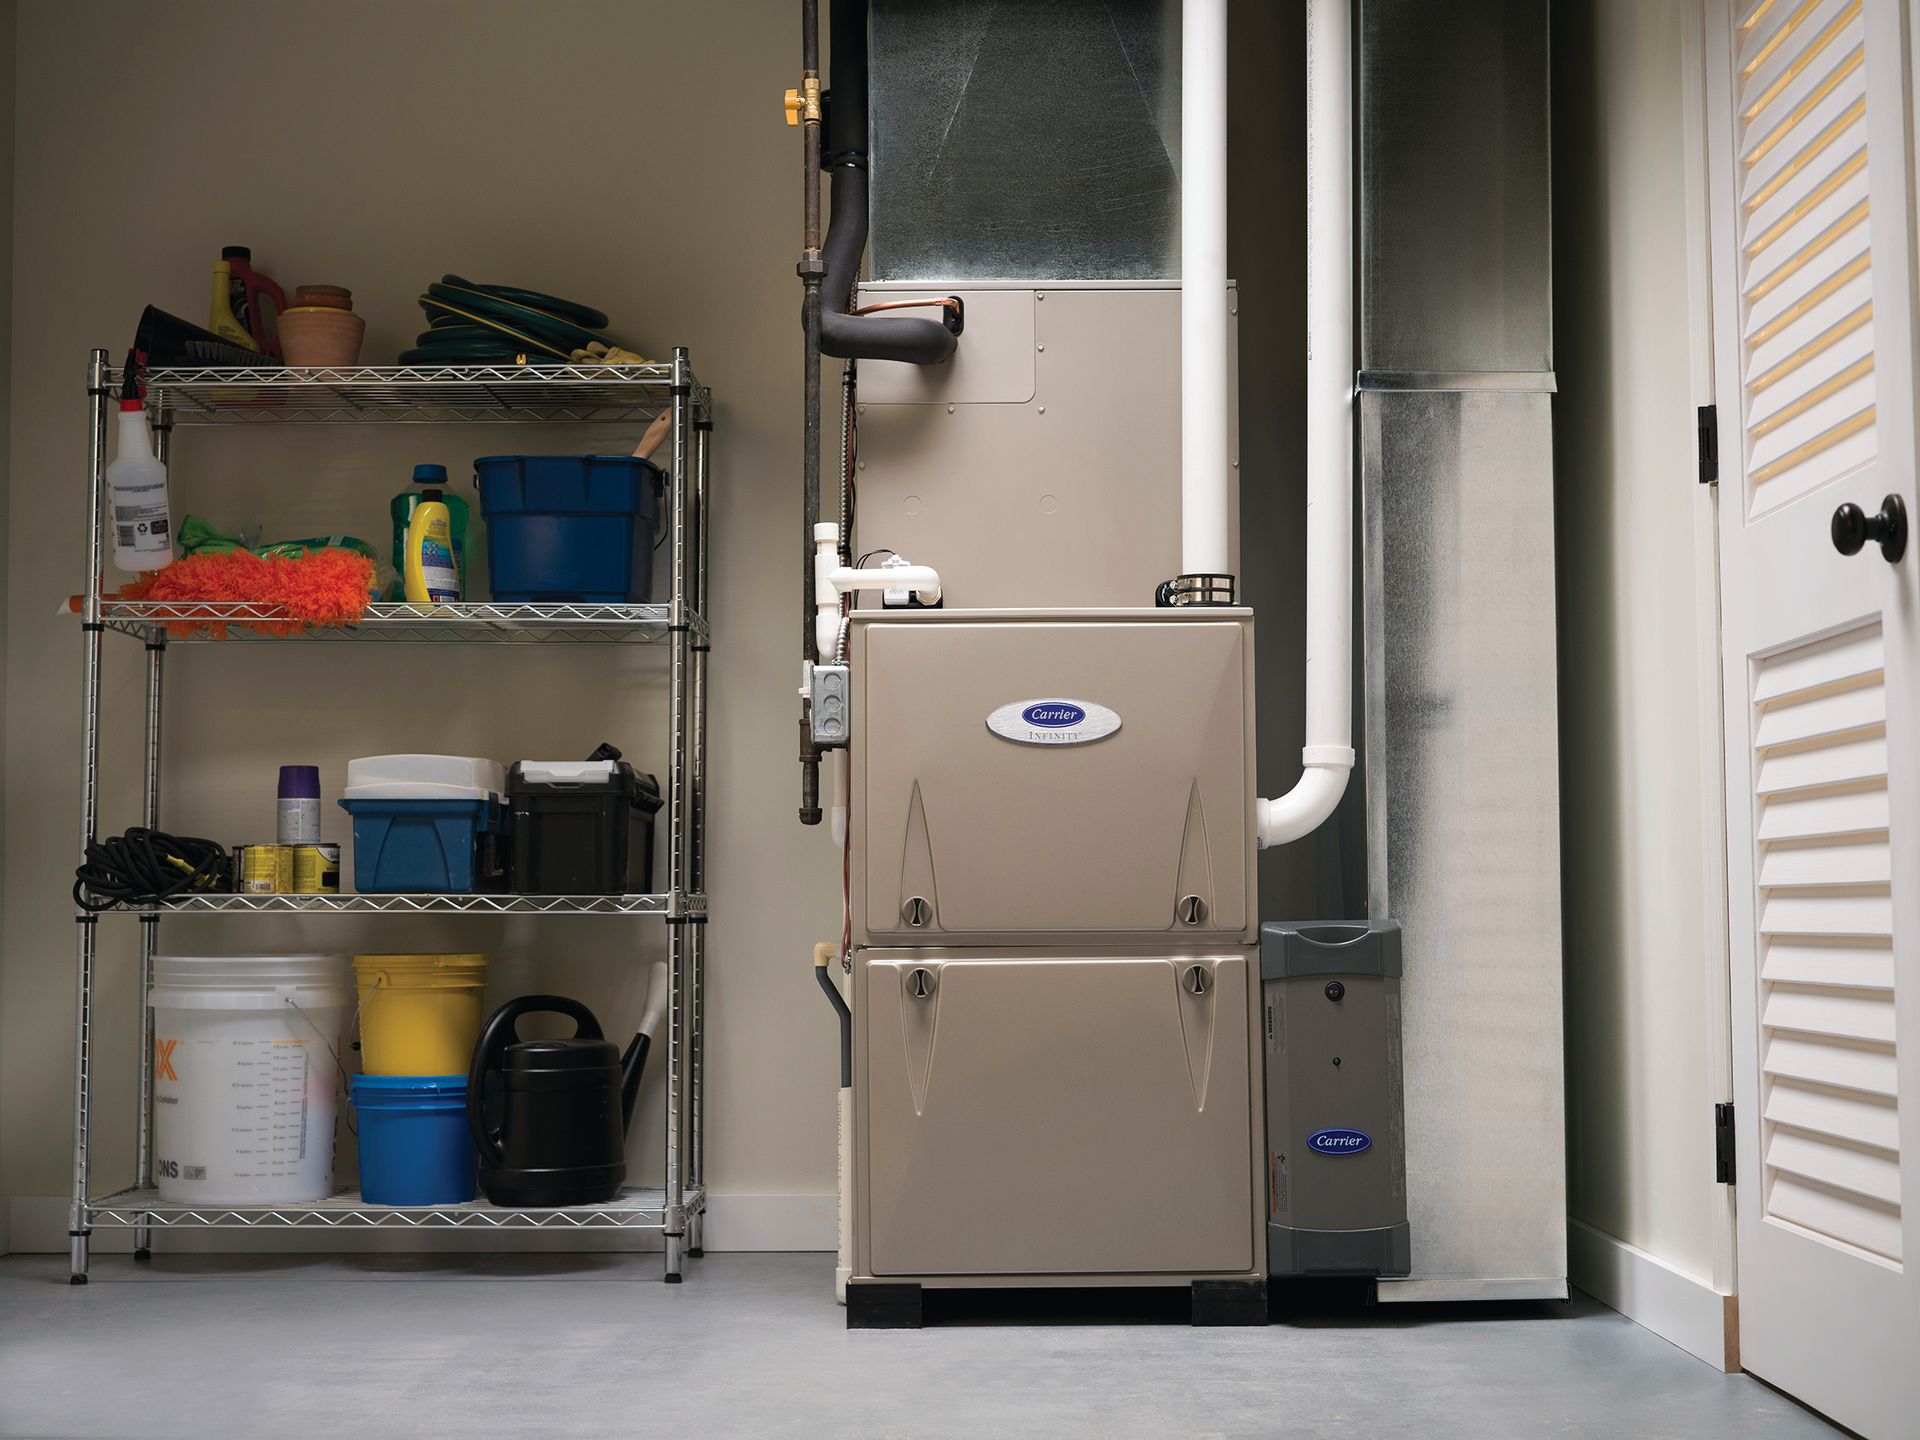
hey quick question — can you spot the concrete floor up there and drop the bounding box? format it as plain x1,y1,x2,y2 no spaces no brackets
0,1253,1840,1440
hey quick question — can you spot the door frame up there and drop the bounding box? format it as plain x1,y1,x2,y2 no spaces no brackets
1679,0,1742,1360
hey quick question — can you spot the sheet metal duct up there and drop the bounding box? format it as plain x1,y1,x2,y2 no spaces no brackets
1355,0,1567,1301
868,0,1181,281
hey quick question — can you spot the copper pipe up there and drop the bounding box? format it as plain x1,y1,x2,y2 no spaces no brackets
850,297,961,317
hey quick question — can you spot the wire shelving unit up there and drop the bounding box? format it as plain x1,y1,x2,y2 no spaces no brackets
66,350,713,1284
97,599,698,645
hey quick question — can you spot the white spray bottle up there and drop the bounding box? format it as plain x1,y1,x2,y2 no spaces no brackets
106,396,173,573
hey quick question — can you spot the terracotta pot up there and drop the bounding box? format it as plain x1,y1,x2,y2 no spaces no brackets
292,284,354,310
278,306,366,367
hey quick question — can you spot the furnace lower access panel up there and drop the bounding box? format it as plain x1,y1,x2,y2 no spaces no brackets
857,952,1258,1279
851,609,1257,948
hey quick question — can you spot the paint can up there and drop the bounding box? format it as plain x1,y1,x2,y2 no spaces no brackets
237,844,291,894
291,842,341,895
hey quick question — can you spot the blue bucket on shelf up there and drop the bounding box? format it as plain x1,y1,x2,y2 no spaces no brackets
338,796,506,894
475,454,662,603
350,1074,478,1205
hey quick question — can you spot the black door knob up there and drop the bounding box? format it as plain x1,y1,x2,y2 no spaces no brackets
1831,494,1908,563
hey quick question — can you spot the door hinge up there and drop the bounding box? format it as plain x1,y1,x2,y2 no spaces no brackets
1715,1102,1736,1184
1697,404,1719,486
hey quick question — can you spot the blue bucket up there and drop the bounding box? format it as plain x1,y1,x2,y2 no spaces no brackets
475,454,662,603
350,1074,477,1205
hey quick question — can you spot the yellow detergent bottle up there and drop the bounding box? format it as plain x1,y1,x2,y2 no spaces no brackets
209,258,258,351
404,489,461,604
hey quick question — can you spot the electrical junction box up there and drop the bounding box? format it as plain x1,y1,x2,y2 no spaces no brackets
809,663,851,747
1262,921,1410,1277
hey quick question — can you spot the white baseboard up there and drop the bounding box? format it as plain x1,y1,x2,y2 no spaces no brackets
1569,1217,1735,1372
702,1193,836,1251
5,1193,835,1258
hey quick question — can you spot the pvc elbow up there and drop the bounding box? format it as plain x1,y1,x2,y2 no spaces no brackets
1257,755,1353,849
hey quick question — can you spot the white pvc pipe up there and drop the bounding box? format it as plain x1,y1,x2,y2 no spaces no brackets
1257,0,1355,849
1181,0,1231,576
813,523,941,659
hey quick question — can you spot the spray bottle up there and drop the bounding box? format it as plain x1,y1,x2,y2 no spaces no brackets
105,366,173,572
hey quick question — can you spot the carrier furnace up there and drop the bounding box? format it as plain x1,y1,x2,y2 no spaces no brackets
792,0,1565,1322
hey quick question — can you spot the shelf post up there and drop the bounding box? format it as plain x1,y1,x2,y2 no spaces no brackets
663,348,694,1281
688,416,712,1254
69,349,111,1283
131,411,172,1259
134,644,167,1260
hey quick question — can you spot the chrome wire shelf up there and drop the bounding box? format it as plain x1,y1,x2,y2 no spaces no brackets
87,1185,704,1231
113,362,713,426
95,891,697,917
69,345,713,1283
97,599,700,645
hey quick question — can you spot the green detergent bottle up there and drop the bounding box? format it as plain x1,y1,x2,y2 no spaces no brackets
389,464,469,601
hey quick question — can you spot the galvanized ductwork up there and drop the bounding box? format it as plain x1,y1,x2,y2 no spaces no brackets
1353,0,1567,1302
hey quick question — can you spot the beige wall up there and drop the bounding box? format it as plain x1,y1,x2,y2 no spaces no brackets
1,0,837,1212
1553,0,1722,1283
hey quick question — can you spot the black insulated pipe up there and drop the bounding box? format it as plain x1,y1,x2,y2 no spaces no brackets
798,0,826,823
816,960,852,1088
817,0,957,365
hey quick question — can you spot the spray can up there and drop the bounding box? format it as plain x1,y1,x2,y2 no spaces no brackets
277,766,321,844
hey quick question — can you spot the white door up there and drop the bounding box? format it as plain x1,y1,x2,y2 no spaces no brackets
1706,2,1920,1435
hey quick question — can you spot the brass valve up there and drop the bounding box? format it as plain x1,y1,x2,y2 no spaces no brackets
785,76,822,126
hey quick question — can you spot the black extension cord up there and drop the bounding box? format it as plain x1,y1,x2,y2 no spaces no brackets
73,828,232,911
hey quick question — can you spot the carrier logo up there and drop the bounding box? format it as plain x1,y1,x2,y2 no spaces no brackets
1022,702,1086,728
1307,1127,1372,1156
986,698,1122,747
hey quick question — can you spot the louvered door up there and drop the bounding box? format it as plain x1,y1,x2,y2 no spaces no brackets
1707,2,1920,1434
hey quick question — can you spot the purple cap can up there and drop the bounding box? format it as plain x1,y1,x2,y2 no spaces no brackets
278,765,321,799
276,765,322,844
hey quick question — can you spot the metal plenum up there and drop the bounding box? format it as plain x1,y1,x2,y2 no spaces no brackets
869,0,1181,281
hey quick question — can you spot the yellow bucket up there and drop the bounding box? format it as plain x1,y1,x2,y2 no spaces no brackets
353,954,489,1076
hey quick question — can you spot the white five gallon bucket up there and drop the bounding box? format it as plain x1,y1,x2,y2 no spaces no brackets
151,955,351,1205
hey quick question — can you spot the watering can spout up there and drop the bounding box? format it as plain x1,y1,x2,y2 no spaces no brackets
620,960,669,1134
619,1031,648,1133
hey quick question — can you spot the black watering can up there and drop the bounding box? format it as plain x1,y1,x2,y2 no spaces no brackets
467,995,648,1208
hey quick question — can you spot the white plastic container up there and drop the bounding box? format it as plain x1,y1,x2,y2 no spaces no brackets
343,754,505,801
150,955,350,1205
106,399,173,573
